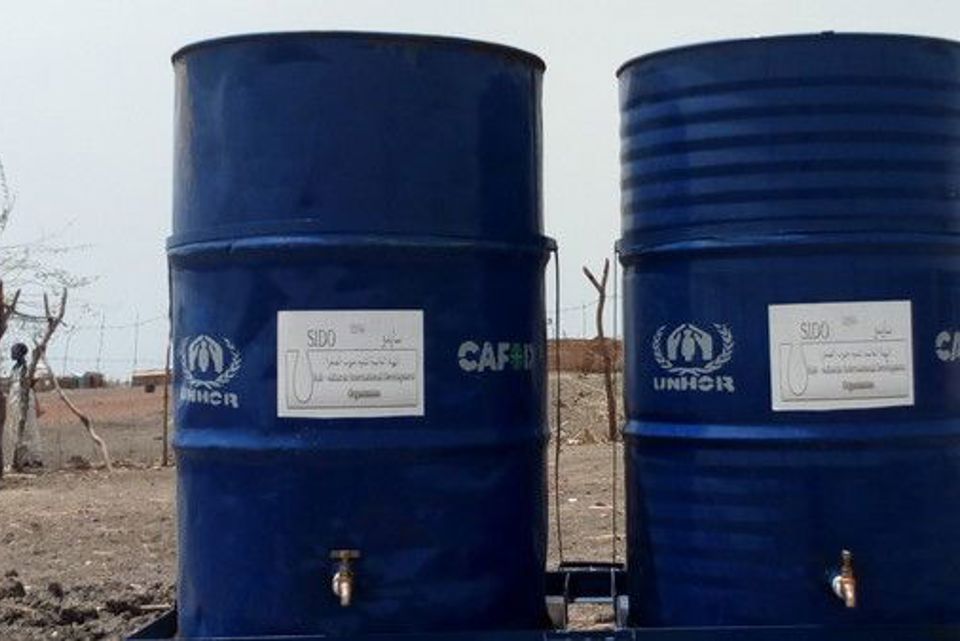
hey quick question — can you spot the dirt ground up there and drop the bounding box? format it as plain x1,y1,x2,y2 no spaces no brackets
0,374,623,639
0,469,175,640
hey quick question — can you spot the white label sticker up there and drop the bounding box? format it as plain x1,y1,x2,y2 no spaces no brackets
277,310,424,419
768,300,914,411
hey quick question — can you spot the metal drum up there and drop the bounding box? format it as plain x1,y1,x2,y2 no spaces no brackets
170,33,550,637
618,33,960,627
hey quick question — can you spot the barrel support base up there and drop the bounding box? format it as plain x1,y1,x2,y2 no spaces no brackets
545,562,628,629
128,613,960,641
126,565,959,640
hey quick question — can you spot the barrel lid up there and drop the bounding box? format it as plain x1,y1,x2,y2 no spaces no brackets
172,30,545,71
617,31,960,77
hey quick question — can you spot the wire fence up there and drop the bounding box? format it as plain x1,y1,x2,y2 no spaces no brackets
0,311,171,471
2,312,168,381
546,295,621,339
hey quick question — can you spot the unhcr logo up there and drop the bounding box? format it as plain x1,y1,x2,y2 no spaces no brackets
651,322,735,393
179,334,242,408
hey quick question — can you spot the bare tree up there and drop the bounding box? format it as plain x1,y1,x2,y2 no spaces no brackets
582,260,617,441
0,159,21,480
583,258,621,564
0,156,15,235
0,281,21,480
12,290,66,471
0,156,89,478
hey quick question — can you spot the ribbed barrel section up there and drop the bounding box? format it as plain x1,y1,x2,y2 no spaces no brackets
620,33,960,253
618,33,960,627
171,33,550,638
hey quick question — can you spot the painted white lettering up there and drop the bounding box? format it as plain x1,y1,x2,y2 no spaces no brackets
478,342,498,372
458,341,480,372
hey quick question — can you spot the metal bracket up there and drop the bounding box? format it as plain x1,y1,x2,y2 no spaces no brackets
545,562,628,629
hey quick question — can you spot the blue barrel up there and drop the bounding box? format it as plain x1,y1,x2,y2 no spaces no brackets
170,33,550,637
618,33,960,627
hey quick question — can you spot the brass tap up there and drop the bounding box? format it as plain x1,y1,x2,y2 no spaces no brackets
831,549,857,608
330,549,360,607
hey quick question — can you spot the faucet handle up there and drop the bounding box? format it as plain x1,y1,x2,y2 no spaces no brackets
331,549,361,561
330,549,361,607
831,549,857,608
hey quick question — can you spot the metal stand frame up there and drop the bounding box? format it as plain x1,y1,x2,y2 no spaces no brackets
128,564,960,640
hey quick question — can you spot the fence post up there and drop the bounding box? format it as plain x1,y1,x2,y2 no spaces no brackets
161,340,171,467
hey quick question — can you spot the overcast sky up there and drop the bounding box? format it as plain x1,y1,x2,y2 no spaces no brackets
0,0,957,378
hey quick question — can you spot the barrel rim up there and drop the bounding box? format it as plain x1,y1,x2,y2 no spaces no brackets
616,31,960,78
171,30,545,70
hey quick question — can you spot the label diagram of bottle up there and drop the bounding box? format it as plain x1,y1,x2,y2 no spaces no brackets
277,310,424,419
768,300,914,412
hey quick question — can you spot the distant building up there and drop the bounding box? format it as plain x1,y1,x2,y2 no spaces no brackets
80,371,106,389
547,338,623,373
33,364,54,392
0,365,97,393
131,368,169,388
57,374,81,390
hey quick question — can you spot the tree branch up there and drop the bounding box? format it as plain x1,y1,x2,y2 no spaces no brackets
28,289,68,386
0,281,21,330
582,260,616,442
583,258,620,564
40,354,112,472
